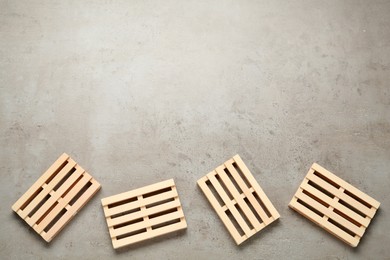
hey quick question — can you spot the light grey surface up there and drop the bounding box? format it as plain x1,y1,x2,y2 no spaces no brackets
1,0,389,259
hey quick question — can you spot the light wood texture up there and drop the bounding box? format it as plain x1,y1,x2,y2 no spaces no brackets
197,154,280,245
289,163,380,247
101,179,187,249
12,153,101,242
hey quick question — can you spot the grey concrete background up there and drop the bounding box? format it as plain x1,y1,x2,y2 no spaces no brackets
1,0,389,259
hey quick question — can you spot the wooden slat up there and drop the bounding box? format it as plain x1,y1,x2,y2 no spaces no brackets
225,162,271,225
197,176,245,245
295,189,364,237
233,155,280,219
300,181,369,227
27,165,85,225
289,198,360,247
215,166,262,231
33,172,93,233
112,221,187,249
312,163,380,209
101,179,187,249
107,199,181,227
111,210,184,237
19,159,76,219
197,155,279,245
104,189,178,218
42,179,100,242
289,163,380,247
12,153,70,212
207,173,254,237
306,172,376,218
12,153,101,242
101,179,175,206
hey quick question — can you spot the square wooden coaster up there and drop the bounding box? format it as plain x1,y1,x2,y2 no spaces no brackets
197,154,280,245
289,163,380,247
12,153,101,242
101,179,187,249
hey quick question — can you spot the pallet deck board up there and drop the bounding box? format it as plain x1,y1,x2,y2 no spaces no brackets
12,153,101,242
101,179,187,249
289,163,380,247
197,154,280,245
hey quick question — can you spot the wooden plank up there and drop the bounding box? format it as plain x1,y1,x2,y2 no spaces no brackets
197,177,244,245
311,163,380,209
197,155,279,245
233,155,280,219
306,172,376,218
289,163,380,247
295,189,364,237
19,159,76,219
12,153,101,243
289,198,360,247
107,199,181,227
42,179,101,242
33,172,93,234
27,166,85,225
110,210,184,238
207,173,254,237
300,181,369,227
104,189,178,218
112,220,187,249
102,179,187,249
215,166,262,231
225,162,271,225
101,179,175,206
12,153,70,212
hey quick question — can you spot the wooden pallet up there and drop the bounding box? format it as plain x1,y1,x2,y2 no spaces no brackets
197,154,280,245
101,179,187,249
289,163,380,247
12,153,101,242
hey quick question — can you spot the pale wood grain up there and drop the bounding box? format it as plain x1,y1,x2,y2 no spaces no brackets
12,153,101,242
101,179,187,249
289,163,380,247
197,155,279,245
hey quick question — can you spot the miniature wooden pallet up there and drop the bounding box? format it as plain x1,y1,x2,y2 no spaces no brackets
101,179,187,249
197,154,280,245
12,153,101,242
289,163,380,247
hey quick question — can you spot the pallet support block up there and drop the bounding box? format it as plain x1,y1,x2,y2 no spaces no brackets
101,179,187,249
289,163,380,247
197,154,280,245
12,153,101,242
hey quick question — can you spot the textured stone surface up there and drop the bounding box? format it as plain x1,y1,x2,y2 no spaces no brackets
1,0,389,259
